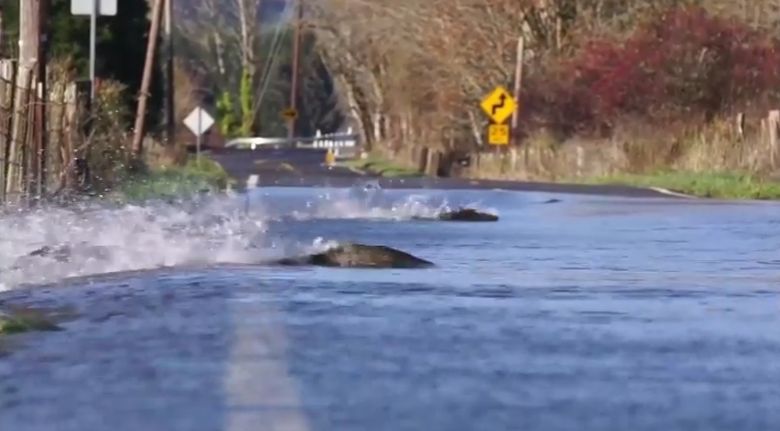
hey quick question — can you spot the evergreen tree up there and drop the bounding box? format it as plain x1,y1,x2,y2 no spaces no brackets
3,0,160,129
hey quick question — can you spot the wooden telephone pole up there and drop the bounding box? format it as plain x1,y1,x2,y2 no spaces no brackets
17,0,49,198
35,0,49,198
163,0,175,146
131,0,165,158
287,0,303,141
0,5,5,54
510,36,524,147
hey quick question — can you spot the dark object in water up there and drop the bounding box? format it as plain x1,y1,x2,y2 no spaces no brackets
542,198,562,204
437,208,498,222
28,245,72,262
275,243,434,269
23,243,112,266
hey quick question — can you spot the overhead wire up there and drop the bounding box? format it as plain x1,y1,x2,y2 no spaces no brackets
254,0,295,114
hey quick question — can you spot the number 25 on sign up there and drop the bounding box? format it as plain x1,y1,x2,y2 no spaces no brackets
488,124,510,146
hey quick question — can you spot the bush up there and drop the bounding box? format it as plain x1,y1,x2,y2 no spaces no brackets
530,6,780,134
116,156,231,202
86,79,134,190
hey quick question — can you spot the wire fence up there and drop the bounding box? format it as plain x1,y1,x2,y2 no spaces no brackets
0,59,86,206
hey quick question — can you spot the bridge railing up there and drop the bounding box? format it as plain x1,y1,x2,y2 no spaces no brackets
225,128,359,155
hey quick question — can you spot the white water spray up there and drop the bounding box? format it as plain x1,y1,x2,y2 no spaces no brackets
0,195,270,289
0,184,495,290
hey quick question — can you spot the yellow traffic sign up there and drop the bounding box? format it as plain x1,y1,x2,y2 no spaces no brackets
282,108,298,120
488,124,510,146
325,148,335,166
480,86,517,124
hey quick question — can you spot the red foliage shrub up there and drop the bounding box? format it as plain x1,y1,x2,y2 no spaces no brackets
529,6,780,134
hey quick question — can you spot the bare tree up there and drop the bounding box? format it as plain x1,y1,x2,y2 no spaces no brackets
175,0,265,134
236,0,261,78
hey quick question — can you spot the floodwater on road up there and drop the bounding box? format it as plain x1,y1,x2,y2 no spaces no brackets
1,184,780,431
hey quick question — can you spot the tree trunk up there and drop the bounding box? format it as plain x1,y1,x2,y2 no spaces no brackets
131,0,165,158
237,0,260,135
213,31,226,76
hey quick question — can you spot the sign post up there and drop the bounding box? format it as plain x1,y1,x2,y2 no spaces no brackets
282,108,298,121
480,85,518,146
71,0,117,102
281,108,298,145
184,106,215,163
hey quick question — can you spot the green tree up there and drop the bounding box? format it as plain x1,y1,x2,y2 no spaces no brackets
216,90,240,137
175,21,343,138
3,0,160,128
239,68,254,136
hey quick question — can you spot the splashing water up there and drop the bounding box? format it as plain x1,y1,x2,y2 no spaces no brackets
0,195,272,290
265,181,498,221
0,184,496,290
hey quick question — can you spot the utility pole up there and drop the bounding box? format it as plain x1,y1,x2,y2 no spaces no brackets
35,0,50,198
510,36,524,147
18,0,49,198
163,0,175,146
131,0,164,158
287,0,303,141
18,1,39,84
0,5,5,55
89,0,97,101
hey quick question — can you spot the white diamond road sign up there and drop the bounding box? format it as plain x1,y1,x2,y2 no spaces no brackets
71,0,118,16
184,107,215,137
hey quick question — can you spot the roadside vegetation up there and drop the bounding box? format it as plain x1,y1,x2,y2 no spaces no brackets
302,1,780,198
6,1,780,204
0,309,63,336
584,171,780,200
114,156,232,203
1,4,234,208
344,155,420,178
43,76,232,205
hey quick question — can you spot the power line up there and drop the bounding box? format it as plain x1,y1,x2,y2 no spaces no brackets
254,34,286,112
253,0,293,114
287,0,303,140
163,0,174,146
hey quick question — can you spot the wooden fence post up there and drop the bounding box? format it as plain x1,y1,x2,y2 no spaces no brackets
736,112,745,141
769,110,779,168
425,149,440,176
761,116,768,147
23,75,36,205
418,147,429,174
0,60,15,204
62,82,81,190
45,80,66,192
6,66,33,202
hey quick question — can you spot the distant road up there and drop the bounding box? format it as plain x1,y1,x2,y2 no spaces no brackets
208,147,682,198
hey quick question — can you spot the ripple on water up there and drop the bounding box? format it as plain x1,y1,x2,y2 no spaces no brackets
3,188,780,431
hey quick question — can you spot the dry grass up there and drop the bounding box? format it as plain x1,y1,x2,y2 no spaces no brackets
344,153,421,177
459,113,780,200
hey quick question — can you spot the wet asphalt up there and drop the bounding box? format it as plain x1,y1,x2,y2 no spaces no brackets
3,147,739,431
207,147,677,198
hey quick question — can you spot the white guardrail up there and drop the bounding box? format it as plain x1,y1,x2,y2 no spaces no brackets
225,128,359,153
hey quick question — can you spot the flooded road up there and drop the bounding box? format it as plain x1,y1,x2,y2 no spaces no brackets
2,185,780,430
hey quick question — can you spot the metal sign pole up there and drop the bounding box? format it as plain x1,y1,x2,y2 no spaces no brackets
196,108,202,163
89,0,96,102
183,105,214,161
